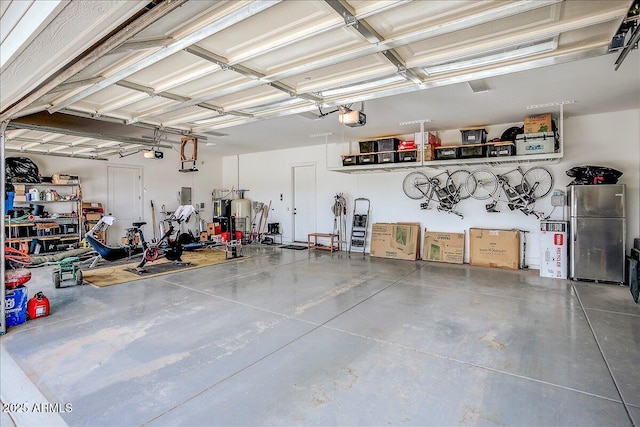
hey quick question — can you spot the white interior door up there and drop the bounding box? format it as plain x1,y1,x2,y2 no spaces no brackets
107,166,143,245
293,164,316,243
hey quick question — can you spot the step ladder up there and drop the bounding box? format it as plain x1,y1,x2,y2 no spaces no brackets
348,198,370,255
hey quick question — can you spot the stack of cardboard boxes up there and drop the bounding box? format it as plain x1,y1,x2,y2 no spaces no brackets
13,184,27,202
370,225,521,270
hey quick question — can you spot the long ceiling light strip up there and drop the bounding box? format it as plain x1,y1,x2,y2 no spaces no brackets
5,148,109,161
423,38,558,76
317,75,406,98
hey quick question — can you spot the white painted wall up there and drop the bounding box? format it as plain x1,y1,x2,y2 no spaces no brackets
7,147,223,245
222,109,640,269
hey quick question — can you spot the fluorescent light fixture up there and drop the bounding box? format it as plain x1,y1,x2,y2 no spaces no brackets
468,79,489,93
318,75,405,98
423,38,558,76
526,100,576,109
205,142,217,146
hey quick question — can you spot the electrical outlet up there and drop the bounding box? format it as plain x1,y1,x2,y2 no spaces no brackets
280,193,283,201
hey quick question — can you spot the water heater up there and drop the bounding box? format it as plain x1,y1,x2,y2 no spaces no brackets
231,192,251,238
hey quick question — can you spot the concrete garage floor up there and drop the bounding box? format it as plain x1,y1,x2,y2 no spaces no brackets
1,246,639,427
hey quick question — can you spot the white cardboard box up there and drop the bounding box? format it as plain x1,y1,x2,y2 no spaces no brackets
539,221,568,279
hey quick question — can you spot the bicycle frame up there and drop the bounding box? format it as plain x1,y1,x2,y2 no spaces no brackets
476,166,550,218
86,205,195,271
496,169,536,211
417,170,467,218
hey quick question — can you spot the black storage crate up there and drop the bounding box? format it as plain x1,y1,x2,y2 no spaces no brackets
460,128,487,144
377,151,398,164
486,142,516,157
376,138,400,152
342,154,359,166
359,140,378,153
397,150,418,162
358,154,378,165
459,144,486,158
435,146,459,160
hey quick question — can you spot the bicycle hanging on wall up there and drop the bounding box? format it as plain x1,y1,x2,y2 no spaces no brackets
402,169,474,219
466,166,554,218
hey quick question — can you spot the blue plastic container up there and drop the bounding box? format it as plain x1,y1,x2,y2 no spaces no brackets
5,191,15,214
5,286,28,327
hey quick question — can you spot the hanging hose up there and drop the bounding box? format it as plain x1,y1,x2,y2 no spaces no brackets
332,193,347,250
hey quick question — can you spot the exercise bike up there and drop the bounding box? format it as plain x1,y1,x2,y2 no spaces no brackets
86,205,196,273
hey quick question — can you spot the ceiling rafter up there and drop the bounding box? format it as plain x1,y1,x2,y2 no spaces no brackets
115,79,255,122
324,0,423,85
108,37,174,54
184,46,323,103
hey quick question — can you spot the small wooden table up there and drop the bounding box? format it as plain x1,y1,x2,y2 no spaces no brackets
307,233,340,252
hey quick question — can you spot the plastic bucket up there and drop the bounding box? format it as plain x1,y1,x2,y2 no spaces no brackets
235,231,243,241
221,232,231,242
5,286,28,327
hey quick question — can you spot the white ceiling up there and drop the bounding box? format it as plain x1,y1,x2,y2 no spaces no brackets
1,0,638,159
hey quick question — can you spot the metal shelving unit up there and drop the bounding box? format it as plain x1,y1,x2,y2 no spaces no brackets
330,103,568,174
5,182,82,253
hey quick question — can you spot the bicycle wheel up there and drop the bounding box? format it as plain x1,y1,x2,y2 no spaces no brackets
522,166,553,199
467,169,499,200
446,169,473,200
403,171,430,200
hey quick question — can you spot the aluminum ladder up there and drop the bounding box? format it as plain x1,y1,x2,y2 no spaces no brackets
348,198,370,255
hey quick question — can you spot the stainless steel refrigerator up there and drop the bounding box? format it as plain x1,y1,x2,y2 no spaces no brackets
568,184,626,283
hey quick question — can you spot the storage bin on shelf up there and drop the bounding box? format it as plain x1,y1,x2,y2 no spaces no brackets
435,145,459,160
398,140,416,151
486,141,516,157
460,127,487,144
515,132,556,155
376,138,400,152
377,151,398,164
341,154,359,166
359,140,378,153
398,150,417,162
459,143,486,159
358,153,378,165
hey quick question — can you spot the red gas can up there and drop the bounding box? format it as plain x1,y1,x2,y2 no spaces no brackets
27,292,50,319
